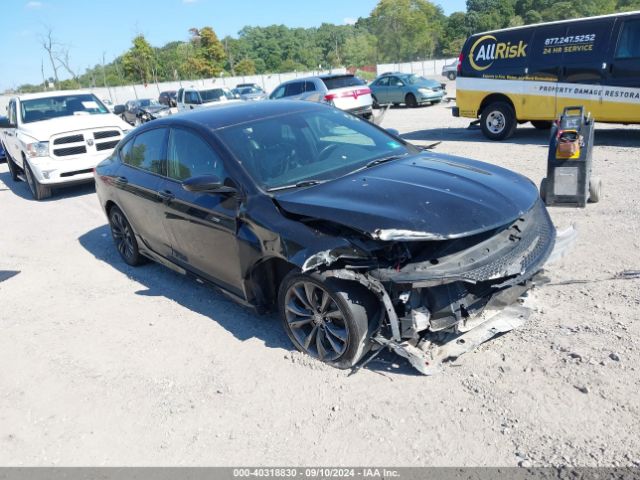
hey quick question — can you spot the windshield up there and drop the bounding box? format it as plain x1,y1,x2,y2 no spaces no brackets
20,94,108,123
138,99,161,107
200,88,234,102
216,108,417,191
404,74,438,86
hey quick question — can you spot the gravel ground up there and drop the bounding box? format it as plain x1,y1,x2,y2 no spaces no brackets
1,89,639,467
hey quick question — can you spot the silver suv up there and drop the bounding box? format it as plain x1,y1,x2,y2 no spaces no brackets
269,74,373,119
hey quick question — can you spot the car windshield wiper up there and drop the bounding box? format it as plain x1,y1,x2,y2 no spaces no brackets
363,153,409,169
267,180,326,192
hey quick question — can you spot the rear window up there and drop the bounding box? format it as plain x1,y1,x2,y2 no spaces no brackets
321,75,366,90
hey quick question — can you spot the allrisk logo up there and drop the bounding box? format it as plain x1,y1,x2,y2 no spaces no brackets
469,35,528,71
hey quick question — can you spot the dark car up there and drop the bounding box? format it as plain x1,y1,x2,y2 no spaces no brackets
159,90,177,107
94,101,557,372
119,99,171,126
0,133,5,163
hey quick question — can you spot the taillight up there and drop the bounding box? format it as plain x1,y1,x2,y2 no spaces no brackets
324,93,338,102
325,87,371,102
457,52,463,75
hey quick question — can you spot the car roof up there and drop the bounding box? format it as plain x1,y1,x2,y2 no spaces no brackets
13,90,96,101
147,100,327,131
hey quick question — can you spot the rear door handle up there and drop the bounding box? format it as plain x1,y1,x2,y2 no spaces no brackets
158,190,175,202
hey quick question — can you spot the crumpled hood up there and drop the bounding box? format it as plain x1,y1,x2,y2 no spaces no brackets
20,113,130,141
275,153,540,241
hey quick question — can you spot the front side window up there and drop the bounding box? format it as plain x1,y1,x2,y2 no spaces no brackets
217,108,416,190
166,128,226,181
270,86,286,99
375,77,390,87
20,94,108,123
122,128,166,175
616,20,640,59
8,100,17,125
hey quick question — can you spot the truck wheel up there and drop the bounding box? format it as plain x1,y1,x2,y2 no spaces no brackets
6,153,21,182
278,272,378,369
588,176,602,203
531,120,552,130
405,93,418,108
24,161,52,200
481,102,517,141
447,72,456,81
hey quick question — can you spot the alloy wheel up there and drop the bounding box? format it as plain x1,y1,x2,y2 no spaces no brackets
284,281,349,361
110,210,136,261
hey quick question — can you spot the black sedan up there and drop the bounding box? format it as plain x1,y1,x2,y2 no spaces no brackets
95,101,556,371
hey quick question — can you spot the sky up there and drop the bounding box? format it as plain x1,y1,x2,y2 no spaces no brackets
1,0,468,92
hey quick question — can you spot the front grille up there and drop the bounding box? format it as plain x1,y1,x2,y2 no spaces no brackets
60,168,93,177
96,140,119,151
54,134,84,145
94,130,120,140
53,145,87,157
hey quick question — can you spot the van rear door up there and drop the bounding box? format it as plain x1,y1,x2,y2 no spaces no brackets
604,16,640,123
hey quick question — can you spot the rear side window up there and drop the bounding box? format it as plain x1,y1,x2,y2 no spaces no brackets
284,82,304,97
122,128,166,175
304,81,317,92
166,128,226,181
321,75,366,90
616,19,640,59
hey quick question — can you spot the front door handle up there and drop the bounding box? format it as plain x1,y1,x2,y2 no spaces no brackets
113,176,128,186
158,190,175,202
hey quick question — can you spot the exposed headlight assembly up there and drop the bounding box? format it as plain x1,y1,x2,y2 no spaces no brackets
25,141,49,158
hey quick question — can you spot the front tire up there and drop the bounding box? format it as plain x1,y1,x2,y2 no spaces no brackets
278,272,377,369
6,153,21,182
24,160,52,200
447,72,456,81
108,206,146,266
481,102,517,141
531,120,552,130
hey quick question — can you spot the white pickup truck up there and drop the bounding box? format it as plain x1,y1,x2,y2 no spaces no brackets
176,87,241,112
0,90,131,200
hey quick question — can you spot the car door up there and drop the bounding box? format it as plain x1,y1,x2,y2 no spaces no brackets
157,127,243,295
373,77,390,103
113,127,173,258
387,76,405,103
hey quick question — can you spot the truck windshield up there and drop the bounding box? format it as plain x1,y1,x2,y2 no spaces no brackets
20,94,109,123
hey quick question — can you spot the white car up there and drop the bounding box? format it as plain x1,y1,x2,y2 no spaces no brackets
176,87,241,112
0,90,131,200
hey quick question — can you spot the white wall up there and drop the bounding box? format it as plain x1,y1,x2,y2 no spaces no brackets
0,68,347,114
376,58,457,78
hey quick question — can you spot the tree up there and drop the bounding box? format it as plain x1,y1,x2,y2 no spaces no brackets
343,32,377,67
122,35,155,84
235,57,257,75
40,28,60,84
370,0,445,62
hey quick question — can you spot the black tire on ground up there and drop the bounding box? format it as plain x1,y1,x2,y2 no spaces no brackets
278,271,379,369
540,178,548,203
447,72,456,81
588,176,602,203
24,160,52,200
480,101,517,141
405,93,418,108
372,95,380,109
531,120,553,130
431,100,442,105
108,205,146,266
6,152,21,182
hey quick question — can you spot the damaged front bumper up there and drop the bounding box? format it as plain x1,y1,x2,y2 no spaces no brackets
316,201,576,375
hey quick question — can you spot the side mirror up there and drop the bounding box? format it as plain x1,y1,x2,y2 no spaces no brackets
0,116,11,128
113,105,125,115
386,128,400,137
182,174,237,194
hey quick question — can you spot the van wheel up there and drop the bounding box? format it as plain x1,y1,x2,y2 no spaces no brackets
531,120,552,130
447,72,456,81
278,272,378,369
405,93,418,108
481,102,517,141
24,161,52,200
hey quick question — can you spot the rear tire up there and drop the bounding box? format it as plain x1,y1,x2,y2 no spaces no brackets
481,101,517,141
108,205,146,266
372,95,380,109
24,160,52,200
405,93,418,108
447,72,456,81
531,120,552,130
278,271,378,369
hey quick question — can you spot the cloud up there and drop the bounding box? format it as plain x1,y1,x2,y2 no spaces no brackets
25,1,43,8
343,17,357,25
